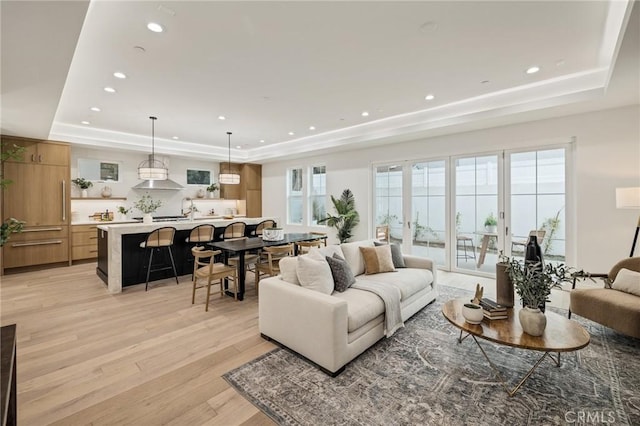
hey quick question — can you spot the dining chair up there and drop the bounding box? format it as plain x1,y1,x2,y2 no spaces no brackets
456,234,476,265
310,231,328,246
191,247,238,310
255,243,294,290
295,239,324,255
254,219,276,236
375,225,390,243
139,227,179,291
512,230,546,255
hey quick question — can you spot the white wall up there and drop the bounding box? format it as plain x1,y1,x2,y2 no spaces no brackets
262,105,640,272
70,147,222,217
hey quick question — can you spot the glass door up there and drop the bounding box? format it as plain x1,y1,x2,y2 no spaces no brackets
453,154,501,275
373,165,404,246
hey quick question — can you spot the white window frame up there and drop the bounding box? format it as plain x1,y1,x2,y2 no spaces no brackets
286,166,304,225
308,164,327,226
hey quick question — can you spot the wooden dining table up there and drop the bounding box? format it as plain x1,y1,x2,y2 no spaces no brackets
208,232,327,300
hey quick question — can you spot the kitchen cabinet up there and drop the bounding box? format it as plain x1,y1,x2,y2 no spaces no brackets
71,224,99,261
1,136,70,271
220,163,262,217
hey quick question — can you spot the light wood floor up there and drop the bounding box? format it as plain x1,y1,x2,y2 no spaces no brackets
1,263,575,425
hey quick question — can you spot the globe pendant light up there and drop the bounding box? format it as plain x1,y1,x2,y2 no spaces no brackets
137,116,168,180
219,131,240,184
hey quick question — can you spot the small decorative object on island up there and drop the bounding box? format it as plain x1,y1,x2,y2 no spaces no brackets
72,177,93,197
506,257,573,336
462,303,484,324
318,188,360,243
134,194,162,224
484,212,498,233
101,186,112,198
262,227,284,241
206,183,219,198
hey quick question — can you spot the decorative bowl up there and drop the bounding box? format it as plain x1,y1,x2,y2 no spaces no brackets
262,227,284,241
462,303,484,324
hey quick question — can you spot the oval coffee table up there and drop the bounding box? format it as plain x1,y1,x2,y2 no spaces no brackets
442,298,590,396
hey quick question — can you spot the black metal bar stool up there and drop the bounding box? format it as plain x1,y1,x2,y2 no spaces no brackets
140,226,179,291
456,235,477,265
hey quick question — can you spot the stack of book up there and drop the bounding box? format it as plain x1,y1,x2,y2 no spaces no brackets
479,298,508,320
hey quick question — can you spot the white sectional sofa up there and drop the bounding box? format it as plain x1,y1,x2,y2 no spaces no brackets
259,239,438,375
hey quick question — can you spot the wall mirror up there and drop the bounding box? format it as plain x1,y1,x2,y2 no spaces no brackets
78,158,121,182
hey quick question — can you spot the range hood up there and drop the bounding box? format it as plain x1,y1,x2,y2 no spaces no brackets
133,154,184,190
133,178,183,190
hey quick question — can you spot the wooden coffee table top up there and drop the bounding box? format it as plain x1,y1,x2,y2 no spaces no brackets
442,298,590,352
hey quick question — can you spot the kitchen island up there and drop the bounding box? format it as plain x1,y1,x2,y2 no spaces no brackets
96,217,277,294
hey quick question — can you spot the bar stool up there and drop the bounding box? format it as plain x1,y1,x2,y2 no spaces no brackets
456,234,477,265
139,227,179,291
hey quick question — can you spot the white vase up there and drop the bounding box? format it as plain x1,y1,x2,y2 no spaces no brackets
143,213,153,224
519,306,547,336
208,191,216,199
81,189,88,198
461,303,484,324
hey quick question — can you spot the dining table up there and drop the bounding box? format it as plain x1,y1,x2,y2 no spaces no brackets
208,232,328,300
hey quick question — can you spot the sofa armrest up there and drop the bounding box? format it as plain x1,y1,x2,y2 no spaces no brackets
259,277,349,373
402,254,437,289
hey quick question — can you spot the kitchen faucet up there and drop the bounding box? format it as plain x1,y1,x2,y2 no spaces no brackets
181,197,195,220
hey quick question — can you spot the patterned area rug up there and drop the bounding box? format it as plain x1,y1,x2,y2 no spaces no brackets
224,286,640,425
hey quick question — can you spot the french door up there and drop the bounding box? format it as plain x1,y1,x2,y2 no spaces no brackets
372,144,570,275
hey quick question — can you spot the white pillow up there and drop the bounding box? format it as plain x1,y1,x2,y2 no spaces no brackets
296,255,334,295
278,256,300,285
307,245,344,261
611,268,640,297
340,240,375,276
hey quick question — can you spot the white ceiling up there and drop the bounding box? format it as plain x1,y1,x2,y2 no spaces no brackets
1,1,638,163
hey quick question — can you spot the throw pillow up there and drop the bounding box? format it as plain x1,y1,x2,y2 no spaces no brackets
325,254,356,292
278,256,300,285
341,240,376,276
373,241,406,268
308,245,345,261
359,245,396,275
296,255,334,295
611,268,640,297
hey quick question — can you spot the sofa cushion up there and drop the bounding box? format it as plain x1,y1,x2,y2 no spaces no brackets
279,256,300,285
340,240,375,276
296,256,334,295
326,254,356,292
360,245,396,275
611,268,640,296
332,287,385,332
373,241,406,268
361,268,433,301
308,245,344,261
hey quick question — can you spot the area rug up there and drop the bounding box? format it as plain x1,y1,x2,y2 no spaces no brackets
224,286,640,425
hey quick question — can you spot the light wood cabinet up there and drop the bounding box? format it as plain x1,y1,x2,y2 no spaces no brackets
2,136,70,271
71,224,99,261
220,163,262,217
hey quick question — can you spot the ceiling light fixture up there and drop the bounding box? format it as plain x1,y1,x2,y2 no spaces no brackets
147,22,164,33
172,136,179,140
425,94,435,100
113,72,127,79
90,107,101,112
259,139,265,143
288,131,295,136
526,66,540,74
218,115,226,120
104,87,116,93
361,111,369,117
137,116,168,180
219,132,240,185
81,121,90,125
309,126,316,130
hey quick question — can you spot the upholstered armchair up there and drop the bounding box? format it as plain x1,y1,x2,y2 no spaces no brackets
569,257,640,339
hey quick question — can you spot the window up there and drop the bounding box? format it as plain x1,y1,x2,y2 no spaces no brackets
287,167,303,224
309,165,326,225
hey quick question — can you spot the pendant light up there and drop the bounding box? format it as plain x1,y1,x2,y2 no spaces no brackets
219,131,240,184
137,116,168,180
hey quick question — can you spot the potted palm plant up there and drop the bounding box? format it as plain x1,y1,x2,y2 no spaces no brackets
318,189,359,243
505,257,572,336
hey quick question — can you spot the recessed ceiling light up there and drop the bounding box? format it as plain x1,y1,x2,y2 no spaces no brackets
218,115,226,120
90,107,101,112
236,145,242,149
526,66,540,74
147,22,164,33
172,136,179,140
104,87,116,93
425,94,435,101
81,121,90,125
288,131,295,136
259,139,265,143
309,126,316,131
113,72,127,79
361,111,369,117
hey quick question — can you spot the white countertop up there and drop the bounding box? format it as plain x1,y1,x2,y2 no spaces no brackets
72,219,139,225
96,216,273,234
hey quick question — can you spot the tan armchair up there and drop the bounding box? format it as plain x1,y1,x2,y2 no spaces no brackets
569,257,640,339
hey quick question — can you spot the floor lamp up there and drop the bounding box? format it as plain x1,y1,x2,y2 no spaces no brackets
616,187,640,257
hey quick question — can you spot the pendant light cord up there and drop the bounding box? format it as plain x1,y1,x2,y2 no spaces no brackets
150,116,157,162
227,131,232,171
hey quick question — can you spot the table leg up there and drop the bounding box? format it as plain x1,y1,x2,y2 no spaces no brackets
477,235,490,268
